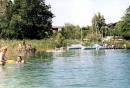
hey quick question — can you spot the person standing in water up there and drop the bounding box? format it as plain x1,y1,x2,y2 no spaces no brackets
21,39,26,46
0,47,7,66
16,56,25,64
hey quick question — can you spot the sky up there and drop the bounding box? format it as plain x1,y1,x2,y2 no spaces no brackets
45,0,130,27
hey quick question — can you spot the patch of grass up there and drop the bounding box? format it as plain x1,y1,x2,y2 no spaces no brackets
0,39,130,57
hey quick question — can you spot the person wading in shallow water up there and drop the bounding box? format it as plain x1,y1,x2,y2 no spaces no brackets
0,47,7,66
16,56,25,64
21,39,26,46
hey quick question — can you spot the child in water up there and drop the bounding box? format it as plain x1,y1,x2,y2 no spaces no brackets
16,56,25,64
0,47,7,66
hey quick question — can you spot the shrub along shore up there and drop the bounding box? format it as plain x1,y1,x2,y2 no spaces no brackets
0,39,130,57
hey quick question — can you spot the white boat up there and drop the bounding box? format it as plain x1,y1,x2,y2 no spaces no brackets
83,44,107,50
83,19,107,50
67,44,84,50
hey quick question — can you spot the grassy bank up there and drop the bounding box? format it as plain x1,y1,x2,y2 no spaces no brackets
0,39,130,57
0,39,58,56
0,39,82,50
0,39,80,57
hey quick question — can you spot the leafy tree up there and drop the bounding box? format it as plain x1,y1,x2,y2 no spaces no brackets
61,23,81,39
121,6,130,40
82,26,91,39
91,12,105,42
55,32,63,42
9,14,25,39
1,0,54,39
0,0,6,18
114,21,122,38
0,0,7,36
92,12,105,34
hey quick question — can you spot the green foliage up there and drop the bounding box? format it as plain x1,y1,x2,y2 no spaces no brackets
55,32,63,42
0,0,54,39
9,15,25,39
106,28,113,36
63,39,81,46
82,26,91,38
1,39,130,56
91,12,105,41
121,6,130,40
0,0,6,18
92,12,105,33
61,23,81,39
114,21,122,37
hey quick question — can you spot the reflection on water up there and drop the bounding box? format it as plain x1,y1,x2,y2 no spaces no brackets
0,49,130,88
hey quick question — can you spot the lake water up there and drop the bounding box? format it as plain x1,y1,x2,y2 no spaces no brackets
0,49,130,88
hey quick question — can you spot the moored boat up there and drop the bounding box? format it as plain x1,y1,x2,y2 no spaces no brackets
83,44,107,50
67,44,84,50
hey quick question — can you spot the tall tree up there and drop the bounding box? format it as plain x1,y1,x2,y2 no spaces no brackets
91,12,105,42
0,0,6,18
121,6,130,40
92,12,105,33
1,0,54,39
61,23,81,39
114,21,122,38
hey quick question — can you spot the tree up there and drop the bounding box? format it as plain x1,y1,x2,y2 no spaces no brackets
82,26,91,39
55,32,63,42
114,21,122,38
0,0,6,19
61,23,81,39
121,6,130,40
0,0,54,39
91,12,105,42
92,12,105,34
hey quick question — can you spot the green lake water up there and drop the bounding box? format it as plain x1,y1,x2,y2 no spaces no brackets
0,49,130,88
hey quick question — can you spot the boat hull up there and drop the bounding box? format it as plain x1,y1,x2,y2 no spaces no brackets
83,44,107,50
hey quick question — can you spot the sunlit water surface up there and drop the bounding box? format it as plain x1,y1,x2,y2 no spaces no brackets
0,49,130,88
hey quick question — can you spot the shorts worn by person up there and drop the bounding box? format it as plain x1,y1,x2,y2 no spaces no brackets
0,47,7,66
16,56,25,64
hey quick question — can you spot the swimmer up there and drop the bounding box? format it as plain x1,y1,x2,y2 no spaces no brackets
16,56,25,64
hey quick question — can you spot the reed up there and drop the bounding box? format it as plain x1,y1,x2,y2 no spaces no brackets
0,39,130,57
0,39,60,57
1,39,62,48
